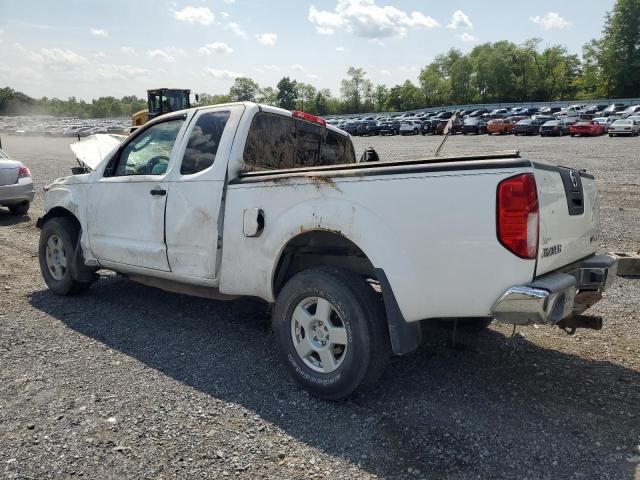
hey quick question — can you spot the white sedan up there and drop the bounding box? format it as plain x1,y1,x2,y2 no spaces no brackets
0,149,35,215
608,119,640,137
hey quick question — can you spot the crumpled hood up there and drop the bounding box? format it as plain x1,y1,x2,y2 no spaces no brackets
70,134,126,170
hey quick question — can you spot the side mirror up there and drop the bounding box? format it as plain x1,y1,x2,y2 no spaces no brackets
71,166,90,175
195,93,200,103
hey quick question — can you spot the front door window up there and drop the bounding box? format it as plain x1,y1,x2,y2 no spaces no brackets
113,119,184,176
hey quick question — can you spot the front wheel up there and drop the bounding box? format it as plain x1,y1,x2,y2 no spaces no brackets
273,268,391,400
38,217,95,295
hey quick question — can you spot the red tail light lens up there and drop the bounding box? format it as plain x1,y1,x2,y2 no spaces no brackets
18,166,31,178
292,110,326,127
497,173,539,259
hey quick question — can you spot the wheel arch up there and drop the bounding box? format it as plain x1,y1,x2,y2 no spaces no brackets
272,229,375,296
271,229,421,355
36,206,80,231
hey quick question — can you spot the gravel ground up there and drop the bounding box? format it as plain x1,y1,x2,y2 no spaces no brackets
0,133,639,480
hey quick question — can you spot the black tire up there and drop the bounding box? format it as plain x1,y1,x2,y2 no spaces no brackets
273,268,391,400
39,217,94,296
8,201,29,215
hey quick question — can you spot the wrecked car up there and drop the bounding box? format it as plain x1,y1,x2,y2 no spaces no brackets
37,102,617,400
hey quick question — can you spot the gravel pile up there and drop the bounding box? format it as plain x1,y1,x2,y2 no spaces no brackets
1,133,638,479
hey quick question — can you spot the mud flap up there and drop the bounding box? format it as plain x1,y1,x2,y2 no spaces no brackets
374,268,422,355
71,235,99,283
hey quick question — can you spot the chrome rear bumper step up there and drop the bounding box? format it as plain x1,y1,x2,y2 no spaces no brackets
492,254,618,326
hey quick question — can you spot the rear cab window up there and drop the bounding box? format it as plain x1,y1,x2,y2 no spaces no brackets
242,112,356,172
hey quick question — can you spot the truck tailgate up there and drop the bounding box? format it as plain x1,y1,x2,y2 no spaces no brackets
534,165,599,275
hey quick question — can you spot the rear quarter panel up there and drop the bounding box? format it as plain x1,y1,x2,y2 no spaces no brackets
220,168,536,322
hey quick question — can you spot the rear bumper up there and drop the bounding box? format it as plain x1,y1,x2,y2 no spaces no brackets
492,254,618,325
0,179,35,205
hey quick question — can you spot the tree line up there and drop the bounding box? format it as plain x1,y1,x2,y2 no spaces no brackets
1,0,637,118
0,87,147,118
202,0,639,114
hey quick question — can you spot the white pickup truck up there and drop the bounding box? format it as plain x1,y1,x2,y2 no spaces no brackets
38,102,618,400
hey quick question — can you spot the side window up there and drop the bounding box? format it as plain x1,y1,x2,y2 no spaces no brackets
242,113,356,172
113,119,184,176
243,113,295,171
181,111,230,175
321,130,355,165
295,120,322,167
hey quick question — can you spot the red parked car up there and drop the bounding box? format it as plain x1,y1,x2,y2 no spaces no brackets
570,121,606,137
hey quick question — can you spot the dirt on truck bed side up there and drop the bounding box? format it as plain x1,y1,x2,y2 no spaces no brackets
0,133,639,480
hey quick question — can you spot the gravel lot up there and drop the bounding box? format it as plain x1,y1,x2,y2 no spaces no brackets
1,133,639,480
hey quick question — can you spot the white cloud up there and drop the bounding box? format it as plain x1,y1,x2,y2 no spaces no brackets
205,68,243,80
308,0,439,38
306,73,320,80
256,33,277,46
223,0,236,3
447,10,472,29
264,64,281,72
380,69,391,75
336,46,345,52
460,32,476,43
226,22,247,38
90,28,109,37
31,48,89,70
199,42,233,54
96,64,149,80
147,49,175,62
174,6,215,25
120,46,136,55
220,11,230,18
530,12,571,30
292,64,305,72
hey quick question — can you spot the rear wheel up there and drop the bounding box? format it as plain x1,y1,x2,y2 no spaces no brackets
273,268,391,400
38,217,95,296
8,201,29,215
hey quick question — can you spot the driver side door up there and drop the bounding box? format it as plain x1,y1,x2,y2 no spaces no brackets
87,116,186,272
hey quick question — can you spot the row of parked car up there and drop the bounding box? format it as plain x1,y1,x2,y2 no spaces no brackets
327,103,640,139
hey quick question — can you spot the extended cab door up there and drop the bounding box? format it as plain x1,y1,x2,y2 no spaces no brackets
87,115,187,271
164,105,244,281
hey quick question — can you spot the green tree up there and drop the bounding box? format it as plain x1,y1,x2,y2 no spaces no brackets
313,91,329,115
373,85,388,111
229,77,260,102
257,86,277,106
340,67,371,112
276,77,298,110
418,63,447,106
296,83,317,112
591,0,640,97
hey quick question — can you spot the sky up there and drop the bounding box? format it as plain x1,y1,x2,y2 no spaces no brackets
0,0,616,101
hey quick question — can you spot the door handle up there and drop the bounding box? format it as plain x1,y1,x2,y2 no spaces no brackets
150,189,167,196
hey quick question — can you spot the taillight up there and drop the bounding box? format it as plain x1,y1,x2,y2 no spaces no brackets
497,173,539,259
18,166,31,178
292,110,326,127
